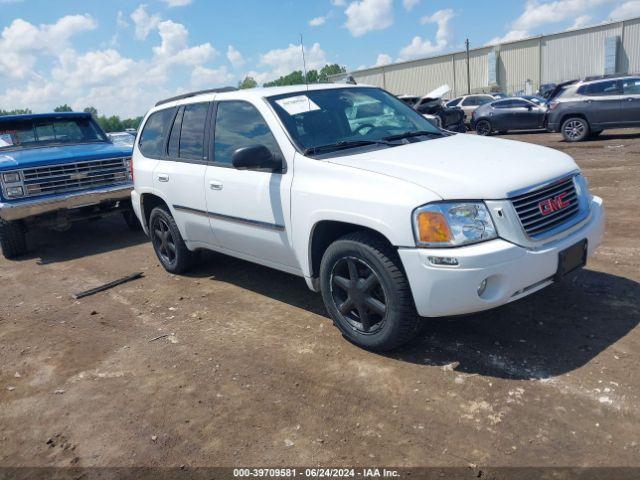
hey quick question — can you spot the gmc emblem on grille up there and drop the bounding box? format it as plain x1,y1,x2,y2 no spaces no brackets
539,191,570,216
69,172,88,181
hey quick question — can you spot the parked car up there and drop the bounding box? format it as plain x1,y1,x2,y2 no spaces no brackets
108,131,136,147
413,85,467,133
446,94,495,124
538,83,557,98
519,95,547,106
132,84,604,351
491,92,508,99
547,75,640,142
397,95,420,108
0,112,137,258
472,97,548,135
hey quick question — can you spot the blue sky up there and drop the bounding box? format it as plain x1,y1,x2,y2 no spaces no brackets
0,0,637,117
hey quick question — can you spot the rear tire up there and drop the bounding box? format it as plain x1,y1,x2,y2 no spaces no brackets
149,206,193,274
319,231,419,351
475,119,492,136
0,219,27,259
561,117,589,142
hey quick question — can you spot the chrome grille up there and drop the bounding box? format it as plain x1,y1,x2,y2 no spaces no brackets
511,176,580,238
21,158,130,198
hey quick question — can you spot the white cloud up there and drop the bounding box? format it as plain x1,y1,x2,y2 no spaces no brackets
398,8,455,61
191,65,234,87
570,15,592,29
403,0,420,11
486,30,529,45
161,0,193,6
226,45,245,68
258,42,328,81
344,0,393,37
488,0,616,46
610,0,640,20
116,11,128,28
0,15,96,79
130,4,161,40
331,0,346,5
309,15,327,27
0,12,226,118
374,53,392,66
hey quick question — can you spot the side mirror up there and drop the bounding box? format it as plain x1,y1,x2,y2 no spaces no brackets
232,144,282,171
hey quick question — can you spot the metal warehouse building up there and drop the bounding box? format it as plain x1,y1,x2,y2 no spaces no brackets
330,16,640,98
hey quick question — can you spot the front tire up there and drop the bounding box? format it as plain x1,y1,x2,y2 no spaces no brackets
562,117,589,142
319,231,419,351
475,119,492,136
149,206,193,274
0,219,27,259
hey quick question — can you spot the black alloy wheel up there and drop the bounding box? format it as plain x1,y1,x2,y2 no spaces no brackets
475,119,492,136
152,216,176,267
330,256,388,335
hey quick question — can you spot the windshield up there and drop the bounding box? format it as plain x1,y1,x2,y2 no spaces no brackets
0,117,108,150
268,87,441,155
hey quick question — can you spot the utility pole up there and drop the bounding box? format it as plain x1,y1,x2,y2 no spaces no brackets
465,38,471,95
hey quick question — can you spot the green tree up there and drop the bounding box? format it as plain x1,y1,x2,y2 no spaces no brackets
238,76,258,89
54,104,73,112
319,64,346,83
0,108,33,116
83,106,98,117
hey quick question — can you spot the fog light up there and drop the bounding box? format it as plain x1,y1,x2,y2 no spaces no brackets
428,256,458,266
477,278,488,297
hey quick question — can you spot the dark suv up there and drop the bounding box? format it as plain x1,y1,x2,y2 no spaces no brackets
547,75,640,141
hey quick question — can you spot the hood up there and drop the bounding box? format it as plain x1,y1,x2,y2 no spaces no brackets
327,134,578,200
422,84,451,101
0,142,132,171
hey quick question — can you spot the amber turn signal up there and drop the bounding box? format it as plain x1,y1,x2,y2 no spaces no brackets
416,211,452,244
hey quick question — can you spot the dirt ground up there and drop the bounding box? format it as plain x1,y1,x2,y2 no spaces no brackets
1,129,639,471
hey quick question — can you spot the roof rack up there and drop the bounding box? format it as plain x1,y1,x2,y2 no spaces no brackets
155,86,238,107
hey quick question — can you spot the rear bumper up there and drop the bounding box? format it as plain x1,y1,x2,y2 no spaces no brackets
398,196,605,317
0,184,133,221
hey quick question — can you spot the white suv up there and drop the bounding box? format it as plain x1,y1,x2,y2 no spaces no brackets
131,84,604,351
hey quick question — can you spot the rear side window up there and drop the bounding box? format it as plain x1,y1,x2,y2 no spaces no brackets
622,78,640,95
580,80,620,96
493,100,513,108
179,103,209,160
214,101,281,166
139,108,175,158
447,97,462,107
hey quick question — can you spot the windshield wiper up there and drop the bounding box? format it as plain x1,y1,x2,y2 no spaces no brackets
303,139,396,156
382,130,444,141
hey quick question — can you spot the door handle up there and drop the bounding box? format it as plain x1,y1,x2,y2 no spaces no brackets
626,97,635,102
209,180,223,190
157,173,169,182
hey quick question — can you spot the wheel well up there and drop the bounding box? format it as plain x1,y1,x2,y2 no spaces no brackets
560,113,589,127
140,194,169,229
309,221,394,279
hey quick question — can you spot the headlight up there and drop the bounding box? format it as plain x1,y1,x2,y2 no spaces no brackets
5,186,24,197
413,201,497,247
2,172,21,183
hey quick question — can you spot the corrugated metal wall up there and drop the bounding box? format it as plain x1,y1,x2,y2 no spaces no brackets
332,17,640,97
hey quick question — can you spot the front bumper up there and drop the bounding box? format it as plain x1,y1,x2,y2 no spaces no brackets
0,184,133,221
398,196,604,317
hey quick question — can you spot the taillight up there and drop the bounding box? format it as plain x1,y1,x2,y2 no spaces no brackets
126,157,134,182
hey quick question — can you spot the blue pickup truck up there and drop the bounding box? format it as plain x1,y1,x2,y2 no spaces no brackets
0,112,137,258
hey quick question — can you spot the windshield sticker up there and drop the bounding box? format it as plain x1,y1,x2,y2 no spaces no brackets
275,95,320,116
0,133,14,147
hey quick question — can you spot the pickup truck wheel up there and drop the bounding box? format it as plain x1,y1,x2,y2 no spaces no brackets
122,210,142,231
562,117,589,142
0,219,27,259
475,119,492,136
320,231,419,351
149,207,193,274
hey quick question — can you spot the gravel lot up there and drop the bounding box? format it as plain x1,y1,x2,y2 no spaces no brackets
1,129,639,471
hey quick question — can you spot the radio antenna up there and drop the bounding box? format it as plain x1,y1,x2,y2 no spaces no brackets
300,33,310,93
